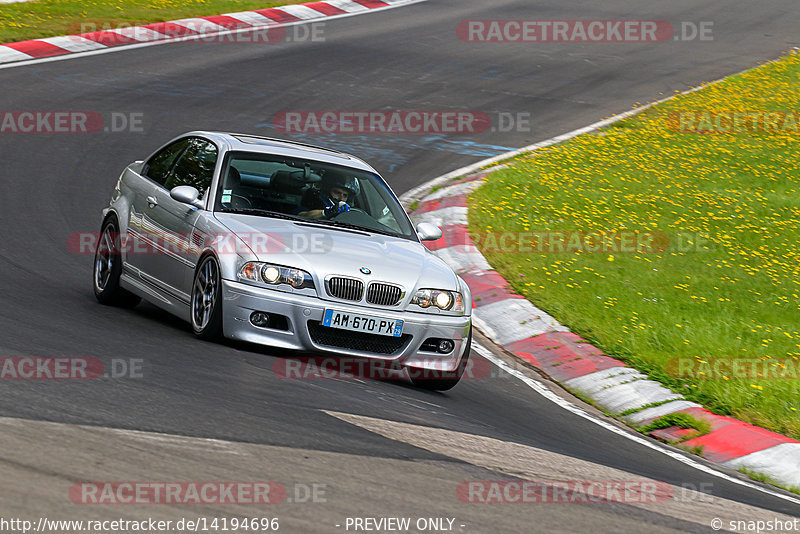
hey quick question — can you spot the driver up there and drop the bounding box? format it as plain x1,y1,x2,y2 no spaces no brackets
298,171,360,219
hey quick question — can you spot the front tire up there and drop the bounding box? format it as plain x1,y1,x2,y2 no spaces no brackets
191,255,223,340
409,327,472,391
93,218,140,308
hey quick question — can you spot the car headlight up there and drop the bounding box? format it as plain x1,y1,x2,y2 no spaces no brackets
262,265,281,283
410,288,464,313
238,262,315,290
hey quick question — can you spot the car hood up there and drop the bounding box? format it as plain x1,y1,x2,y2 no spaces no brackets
214,213,459,293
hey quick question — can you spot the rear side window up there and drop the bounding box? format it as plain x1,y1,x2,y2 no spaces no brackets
164,138,218,197
145,138,191,185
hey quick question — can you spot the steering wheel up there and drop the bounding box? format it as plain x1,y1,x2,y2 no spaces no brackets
329,207,368,219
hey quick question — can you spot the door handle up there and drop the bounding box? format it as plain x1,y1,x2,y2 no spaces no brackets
146,196,158,208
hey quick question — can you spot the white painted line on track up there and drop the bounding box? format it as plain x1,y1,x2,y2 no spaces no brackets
623,400,704,425
37,35,108,53
399,80,733,208
221,11,275,26
473,342,800,506
410,206,468,226
0,0,428,71
724,444,800,489
420,179,483,201
324,0,371,12
472,299,567,344
170,18,228,33
107,26,166,42
274,4,328,19
429,244,491,273
563,367,684,414
0,46,33,63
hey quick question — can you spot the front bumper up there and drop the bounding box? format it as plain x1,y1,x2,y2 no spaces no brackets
221,279,471,372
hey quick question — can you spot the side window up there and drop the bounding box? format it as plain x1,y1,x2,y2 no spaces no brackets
144,138,191,186
163,138,218,197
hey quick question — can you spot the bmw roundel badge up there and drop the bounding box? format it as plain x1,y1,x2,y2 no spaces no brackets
360,267,371,275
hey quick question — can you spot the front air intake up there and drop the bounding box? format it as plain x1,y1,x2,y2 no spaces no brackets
326,276,364,301
366,282,403,306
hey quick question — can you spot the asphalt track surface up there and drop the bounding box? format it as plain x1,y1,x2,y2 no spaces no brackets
1,0,800,531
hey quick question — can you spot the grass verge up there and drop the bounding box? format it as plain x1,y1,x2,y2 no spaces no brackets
0,0,306,44
469,50,800,439
639,413,711,438
738,467,800,496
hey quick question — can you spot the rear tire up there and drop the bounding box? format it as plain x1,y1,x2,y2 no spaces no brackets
93,217,140,308
409,327,472,391
191,255,224,340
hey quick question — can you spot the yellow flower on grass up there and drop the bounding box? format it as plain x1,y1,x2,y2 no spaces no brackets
467,51,800,439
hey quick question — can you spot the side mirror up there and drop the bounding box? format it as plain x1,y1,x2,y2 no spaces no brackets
170,185,203,209
416,222,442,241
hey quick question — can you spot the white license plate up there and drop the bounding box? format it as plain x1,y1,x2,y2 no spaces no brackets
322,309,403,337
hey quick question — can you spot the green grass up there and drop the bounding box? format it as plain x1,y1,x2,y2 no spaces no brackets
616,399,677,417
676,443,705,456
738,467,800,495
469,51,800,439
639,413,711,438
0,0,307,43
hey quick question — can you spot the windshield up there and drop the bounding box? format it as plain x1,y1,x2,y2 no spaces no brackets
214,152,416,240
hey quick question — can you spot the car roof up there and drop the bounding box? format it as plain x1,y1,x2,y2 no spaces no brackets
187,131,377,173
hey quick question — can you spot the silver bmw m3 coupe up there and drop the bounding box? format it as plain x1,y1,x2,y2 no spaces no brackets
93,132,472,390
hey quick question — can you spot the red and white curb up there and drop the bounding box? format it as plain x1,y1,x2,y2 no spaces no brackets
0,0,421,66
403,131,800,493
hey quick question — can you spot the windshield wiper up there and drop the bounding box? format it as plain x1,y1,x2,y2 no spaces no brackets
222,208,303,221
